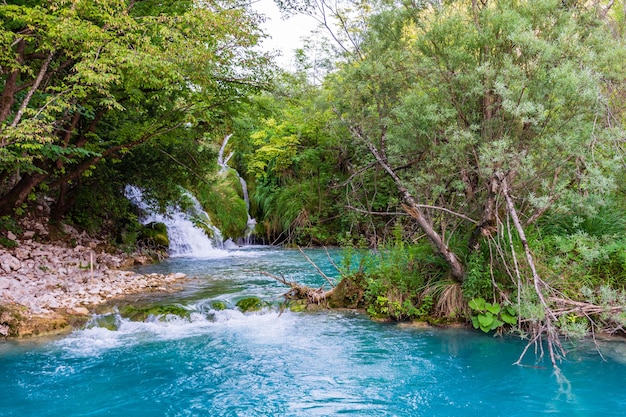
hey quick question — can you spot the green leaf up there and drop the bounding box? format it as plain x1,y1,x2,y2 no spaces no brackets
490,318,504,331
468,297,486,311
485,302,501,315
501,312,517,325
477,312,494,328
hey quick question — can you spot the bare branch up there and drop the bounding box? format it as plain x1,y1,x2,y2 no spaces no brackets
298,246,336,287
346,203,477,224
8,50,55,129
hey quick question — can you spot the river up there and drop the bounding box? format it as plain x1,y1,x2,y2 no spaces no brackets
1,247,625,416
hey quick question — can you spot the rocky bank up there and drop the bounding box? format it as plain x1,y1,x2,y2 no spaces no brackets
0,219,187,338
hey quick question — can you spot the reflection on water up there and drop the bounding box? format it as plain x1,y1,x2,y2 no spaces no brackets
1,248,625,416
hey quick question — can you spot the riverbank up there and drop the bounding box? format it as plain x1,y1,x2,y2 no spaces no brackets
0,219,187,338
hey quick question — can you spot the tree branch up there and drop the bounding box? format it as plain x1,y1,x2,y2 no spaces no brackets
9,50,55,130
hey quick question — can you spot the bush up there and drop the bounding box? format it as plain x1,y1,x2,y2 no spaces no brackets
359,242,445,321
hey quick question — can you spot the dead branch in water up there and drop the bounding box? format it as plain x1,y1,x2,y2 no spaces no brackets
298,246,336,288
499,173,564,368
258,271,335,304
323,247,345,279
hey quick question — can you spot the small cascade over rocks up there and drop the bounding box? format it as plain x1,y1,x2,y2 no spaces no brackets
125,185,225,257
218,134,257,245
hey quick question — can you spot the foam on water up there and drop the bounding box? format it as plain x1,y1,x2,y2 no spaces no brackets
55,307,295,358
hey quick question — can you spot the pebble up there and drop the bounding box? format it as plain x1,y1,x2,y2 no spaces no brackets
0,235,186,320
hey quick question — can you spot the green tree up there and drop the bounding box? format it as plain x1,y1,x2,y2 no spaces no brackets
276,0,626,364
320,0,625,278
0,0,270,219
235,73,349,245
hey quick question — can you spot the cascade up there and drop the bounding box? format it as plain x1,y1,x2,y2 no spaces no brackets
217,134,234,174
125,185,224,257
218,134,257,245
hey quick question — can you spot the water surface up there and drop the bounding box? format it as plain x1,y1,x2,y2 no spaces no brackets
1,248,624,416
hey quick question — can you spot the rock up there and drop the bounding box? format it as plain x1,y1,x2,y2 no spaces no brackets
0,254,21,273
31,249,52,258
133,255,150,265
0,277,11,290
14,247,31,260
1,219,189,337
6,231,17,240
61,223,79,236
68,307,90,315
33,222,48,234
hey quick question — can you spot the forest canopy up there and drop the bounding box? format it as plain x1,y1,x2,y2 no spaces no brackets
0,0,271,225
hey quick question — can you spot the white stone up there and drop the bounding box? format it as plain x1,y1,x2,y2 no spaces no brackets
14,247,31,260
0,254,21,273
31,249,52,257
68,307,90,315
0,277,11,290
6,231,17,240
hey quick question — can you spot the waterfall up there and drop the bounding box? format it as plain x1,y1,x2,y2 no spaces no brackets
218,134,257,245
217,134,234,174
125,185,225,257
239,175,257,246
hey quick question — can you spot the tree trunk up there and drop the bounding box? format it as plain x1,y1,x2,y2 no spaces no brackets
0,172,49,216
365,141,465,282
0,39,25,127
468,174,499,251
9,50,55,130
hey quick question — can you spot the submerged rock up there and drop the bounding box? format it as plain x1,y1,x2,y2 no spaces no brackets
119,304,190,321
211,300,228,311
236,297,263,312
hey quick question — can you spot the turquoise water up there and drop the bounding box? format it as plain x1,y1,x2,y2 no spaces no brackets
1,248,625,416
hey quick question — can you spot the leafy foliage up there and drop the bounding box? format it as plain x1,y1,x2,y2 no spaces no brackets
0,0,270,230
469,298,517,333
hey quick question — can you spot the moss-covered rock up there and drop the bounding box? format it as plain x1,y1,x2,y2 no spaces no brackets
288,299,307,312
139,222,169,249
236,297,263,312
211,300,228,311
328,273,367,309
0,304,21,337
89,314,119,331
119,304,189,321
0,304,81,338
